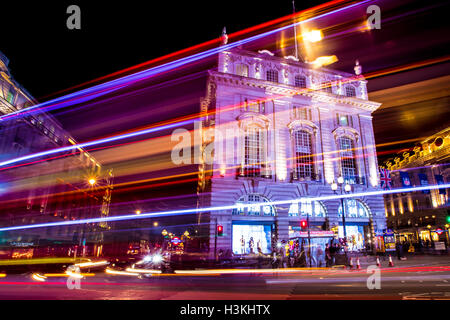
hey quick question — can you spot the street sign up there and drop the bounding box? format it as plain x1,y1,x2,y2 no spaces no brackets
435,242,446,250
171,237,182,246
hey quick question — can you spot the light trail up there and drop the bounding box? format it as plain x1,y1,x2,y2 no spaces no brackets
37,0,349,101
2,5,443,171
0,183,448,232
1,49,440,172
0,0,368,123
0,118,194,168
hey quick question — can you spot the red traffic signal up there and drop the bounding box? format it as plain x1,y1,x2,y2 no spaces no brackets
217,225,223,236
300,220,308,229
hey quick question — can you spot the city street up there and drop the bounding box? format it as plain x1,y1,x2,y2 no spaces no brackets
1,256,450,300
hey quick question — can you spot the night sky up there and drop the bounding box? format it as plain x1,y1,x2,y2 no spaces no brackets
1,0,449,159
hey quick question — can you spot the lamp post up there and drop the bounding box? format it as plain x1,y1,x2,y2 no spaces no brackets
331,176,351,264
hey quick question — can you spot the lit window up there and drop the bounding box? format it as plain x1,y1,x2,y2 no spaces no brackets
336,113,352,126
243,125,266,177
243,99,265,113
232,194,275,216
6,90,15,104
338,136,357,183
289,200,326,217
294,106,312,120
339,199,369,218
293,130,314,179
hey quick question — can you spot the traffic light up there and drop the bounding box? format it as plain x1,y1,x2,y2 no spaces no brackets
217,225,223,236
446,215,450,224
300,220,308,229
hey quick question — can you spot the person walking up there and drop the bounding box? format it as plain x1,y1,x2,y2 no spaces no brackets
280,241,287,268
316,245,324,267
271,251,278,269
257,247,264,269
325,243,331,267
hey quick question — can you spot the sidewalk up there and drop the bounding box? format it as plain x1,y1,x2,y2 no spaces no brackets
349,253,450,269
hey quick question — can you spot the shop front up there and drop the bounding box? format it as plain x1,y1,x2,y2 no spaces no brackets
338,223,372,251
289,229,335,267
231,221,273,255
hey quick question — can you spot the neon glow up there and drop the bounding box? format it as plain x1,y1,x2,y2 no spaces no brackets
1,183,448,232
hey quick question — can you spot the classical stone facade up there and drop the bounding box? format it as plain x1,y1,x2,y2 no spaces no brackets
198,48,386,259
0,51,113,257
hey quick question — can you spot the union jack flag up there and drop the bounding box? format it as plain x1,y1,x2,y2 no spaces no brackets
379,168,392,190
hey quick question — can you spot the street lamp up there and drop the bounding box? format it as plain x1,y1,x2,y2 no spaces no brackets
302,29,323,42
161,229,168,237
331,176,351,263
135,210,141,215
88,178,96,186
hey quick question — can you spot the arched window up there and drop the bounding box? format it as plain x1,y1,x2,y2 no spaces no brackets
337,136,357,183
293,130,314,179
232,194,275,216
243,125,267,177
345,86,356,97
294,75,307,88
338,199,370,218
266,69,279,83
289,199,326,217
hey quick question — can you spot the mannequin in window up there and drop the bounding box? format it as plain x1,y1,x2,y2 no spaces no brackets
249,237,254,254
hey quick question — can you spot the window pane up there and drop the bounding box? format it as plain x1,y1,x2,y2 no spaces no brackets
346,86,356,97
295,75,306,88
294,130,314,178
266,70,278,83
338,137,357,182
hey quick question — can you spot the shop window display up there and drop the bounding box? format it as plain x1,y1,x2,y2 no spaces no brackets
288,199,326,217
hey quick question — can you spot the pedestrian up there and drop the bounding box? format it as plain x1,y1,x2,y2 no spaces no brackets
325,243,331,267
280,241,287,268
271,251,278,269
316,245,324,267
330,243,337,266
395,242,402,260
257,247,264,269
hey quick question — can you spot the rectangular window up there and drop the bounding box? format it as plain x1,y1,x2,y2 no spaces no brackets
243,98,265,113
6,90,14,104
244,127,265,177
266,70,279,83
336,113,352,126
294,106,312,120
294,130,314,179
322,82,332,93
235,64,249,77
338,137,357,183
295,75,307,88
346,86,356,97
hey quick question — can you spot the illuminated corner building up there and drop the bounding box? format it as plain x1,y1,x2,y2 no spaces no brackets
0,51,113,257
382,127,450,244
197,47,386,260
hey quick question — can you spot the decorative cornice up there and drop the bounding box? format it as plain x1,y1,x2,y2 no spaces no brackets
208,71,381,112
